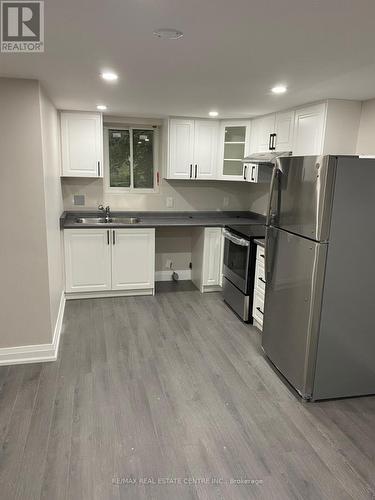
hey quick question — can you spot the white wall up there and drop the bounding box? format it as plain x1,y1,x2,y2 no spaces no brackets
0,79,51,347
39,87,64,332
0,78,63,350
356,99,375,155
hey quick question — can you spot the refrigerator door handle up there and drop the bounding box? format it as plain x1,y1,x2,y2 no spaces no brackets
266,164,279,227
264,228,273,285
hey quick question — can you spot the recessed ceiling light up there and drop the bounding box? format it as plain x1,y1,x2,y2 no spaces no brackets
101,72,118,82
271,85,287,94
153,28,183,40
96,105,107,111
209,111,219,117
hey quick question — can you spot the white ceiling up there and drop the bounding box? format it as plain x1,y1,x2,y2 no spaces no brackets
2,0,375,118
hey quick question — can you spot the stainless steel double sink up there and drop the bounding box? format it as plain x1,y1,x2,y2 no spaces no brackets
74,217,141,225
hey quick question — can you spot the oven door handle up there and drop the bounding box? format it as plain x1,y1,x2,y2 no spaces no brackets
223,230,250,247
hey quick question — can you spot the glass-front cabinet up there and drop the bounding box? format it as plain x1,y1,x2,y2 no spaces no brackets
217,121,251,181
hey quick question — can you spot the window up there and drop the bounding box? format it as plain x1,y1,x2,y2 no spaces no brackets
104,127,157,192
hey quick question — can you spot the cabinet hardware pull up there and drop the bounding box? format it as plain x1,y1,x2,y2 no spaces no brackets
268,134,272,150
258,277,266,284
243,165,247,180
98,161,100,176
256,307,264,315
113,230,115,245
271,133,277,150
251,166,255,181
195,164,198,178
260,253,265,259
107,230,109,245
190,164,192,178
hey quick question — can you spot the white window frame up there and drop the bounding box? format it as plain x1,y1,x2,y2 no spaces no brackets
104,126,159,194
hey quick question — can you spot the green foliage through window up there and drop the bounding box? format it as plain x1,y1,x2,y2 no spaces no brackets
108,128,154,190
109,130,131,187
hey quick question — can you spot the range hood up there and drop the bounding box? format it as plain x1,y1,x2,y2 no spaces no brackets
243,151,292,164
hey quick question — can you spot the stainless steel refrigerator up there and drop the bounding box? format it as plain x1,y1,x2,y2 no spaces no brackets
262,155,375,401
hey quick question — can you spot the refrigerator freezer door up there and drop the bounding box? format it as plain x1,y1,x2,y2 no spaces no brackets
271,156,336,242
312,156,375,400
262,226,327,398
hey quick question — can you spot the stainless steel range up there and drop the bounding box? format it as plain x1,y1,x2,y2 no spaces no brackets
223,224,265,322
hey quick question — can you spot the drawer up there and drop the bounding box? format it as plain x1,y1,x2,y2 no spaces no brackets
254,261,266,293
256,244,265,263
253,290,265,325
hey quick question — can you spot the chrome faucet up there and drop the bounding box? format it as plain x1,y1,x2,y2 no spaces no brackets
98,204,111,222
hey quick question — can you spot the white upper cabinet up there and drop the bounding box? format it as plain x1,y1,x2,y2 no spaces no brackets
194,120,219,179
167,118,218,179
292,103,326,156
218,121,251,181
168,119,195,179
251,114,276,153
274,110,295,152
60,112,103,177
250,111,294,153
166,100,361,181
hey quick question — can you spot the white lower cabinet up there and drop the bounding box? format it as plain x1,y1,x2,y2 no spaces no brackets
192,227,223,292
111,229,155,290
253,290,265,327
64,229,112,293
252,243,266,330
202,228,223,288
64,228,155,296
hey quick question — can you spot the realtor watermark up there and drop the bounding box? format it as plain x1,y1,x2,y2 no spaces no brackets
1,1,44,52
112,476,264,487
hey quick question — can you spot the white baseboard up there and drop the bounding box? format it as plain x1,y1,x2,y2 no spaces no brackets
65,288,154,300
155,269,192,282
0,291,66,366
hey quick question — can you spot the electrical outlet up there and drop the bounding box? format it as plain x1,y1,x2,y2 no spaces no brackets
166,197,174,208
73,194,85,206
165,259,172,269
223,196,229,208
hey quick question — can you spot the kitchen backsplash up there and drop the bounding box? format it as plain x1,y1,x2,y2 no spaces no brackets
61,177,269,214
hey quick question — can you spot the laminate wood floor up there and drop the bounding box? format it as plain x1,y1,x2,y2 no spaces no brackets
1,287,375,500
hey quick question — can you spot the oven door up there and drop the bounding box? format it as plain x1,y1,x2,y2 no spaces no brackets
223,229,251,293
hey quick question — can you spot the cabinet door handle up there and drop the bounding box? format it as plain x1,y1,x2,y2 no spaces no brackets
98,161,100,176
260,253,265,259
268,134,273,150
256,306,264,315
190,164,193,178
271,133,277,150
107,230,110,245
258,277,266,284
243,165,247,180
251,166,255,181
112,230,115,245
195,164,198,178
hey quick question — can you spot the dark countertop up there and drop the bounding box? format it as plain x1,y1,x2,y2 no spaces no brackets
254,238,265,247
61,210,266,229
